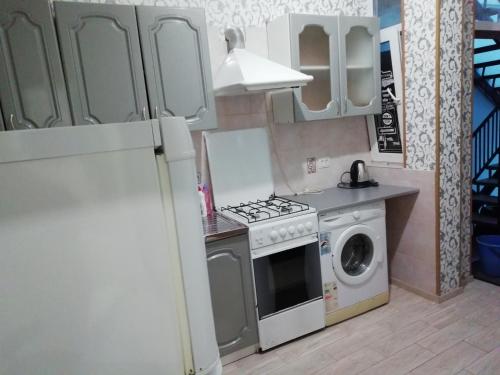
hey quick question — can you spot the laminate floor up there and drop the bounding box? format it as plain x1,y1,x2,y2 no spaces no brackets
223,280,500,375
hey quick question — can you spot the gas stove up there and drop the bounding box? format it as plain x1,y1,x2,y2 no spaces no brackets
205,128,324,351
219,194,318,252
219,194,315,224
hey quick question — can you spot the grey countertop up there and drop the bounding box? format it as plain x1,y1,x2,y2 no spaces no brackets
202,212,248,243
286,184,419,214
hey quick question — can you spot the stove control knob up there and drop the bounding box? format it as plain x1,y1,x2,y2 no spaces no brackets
269,230,278,241
279,228,287,237
305,222,313,232
288,226,295,235
297,224,305,233
353,211,361,220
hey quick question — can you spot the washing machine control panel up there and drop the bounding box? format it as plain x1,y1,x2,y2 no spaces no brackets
250,213,318,250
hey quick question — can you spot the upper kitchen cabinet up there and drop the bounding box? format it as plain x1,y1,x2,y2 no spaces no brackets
137,6,217,131
338,16,381,117
0,0,72,130
268,14,341,122
55,2,150,125
267,14,381,123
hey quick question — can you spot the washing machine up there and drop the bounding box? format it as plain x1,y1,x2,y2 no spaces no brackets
319,200,389,326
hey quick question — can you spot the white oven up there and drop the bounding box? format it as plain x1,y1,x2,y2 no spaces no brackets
249,214,325,351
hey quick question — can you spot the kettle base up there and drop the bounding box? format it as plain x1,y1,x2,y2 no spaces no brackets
337,180,379,189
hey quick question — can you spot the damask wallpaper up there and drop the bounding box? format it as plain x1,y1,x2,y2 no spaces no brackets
60,0,370,32
403,0,437,171
438,0,463,295
460,0,474,285
403,0,473,295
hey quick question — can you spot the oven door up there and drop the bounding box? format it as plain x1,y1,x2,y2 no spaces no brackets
252,236,322,320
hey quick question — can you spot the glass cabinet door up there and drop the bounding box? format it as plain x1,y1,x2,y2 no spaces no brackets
339,16,381,117
290,15,341,121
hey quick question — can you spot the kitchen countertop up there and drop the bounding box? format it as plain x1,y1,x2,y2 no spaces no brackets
202,212,248,243
286,184,419,214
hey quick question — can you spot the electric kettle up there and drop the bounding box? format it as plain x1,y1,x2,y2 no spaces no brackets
349,160,370,187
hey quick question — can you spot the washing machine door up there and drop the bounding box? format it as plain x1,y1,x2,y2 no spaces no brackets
332,224,383,285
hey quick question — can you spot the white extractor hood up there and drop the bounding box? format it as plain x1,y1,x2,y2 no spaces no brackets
213,27,313,96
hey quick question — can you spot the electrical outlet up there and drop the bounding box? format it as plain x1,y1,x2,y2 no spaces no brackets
306,157,317,174
318,157,330,169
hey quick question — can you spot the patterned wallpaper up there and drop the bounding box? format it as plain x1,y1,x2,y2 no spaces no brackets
60,0,370,32
403,0,437,171
438,0,463,295
460,0,474,285
403,0,474,294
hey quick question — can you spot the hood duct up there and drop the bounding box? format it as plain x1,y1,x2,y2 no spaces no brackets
213,27,313,96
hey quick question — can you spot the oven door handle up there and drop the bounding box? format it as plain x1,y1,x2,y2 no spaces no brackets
251,235,318,259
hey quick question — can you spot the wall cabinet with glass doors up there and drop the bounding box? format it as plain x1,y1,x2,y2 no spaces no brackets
267,14,381,123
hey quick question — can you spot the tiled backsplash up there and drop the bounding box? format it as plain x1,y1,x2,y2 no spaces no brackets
191,94,372,196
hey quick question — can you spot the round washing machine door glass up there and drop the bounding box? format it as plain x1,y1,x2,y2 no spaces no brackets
332,225,383,285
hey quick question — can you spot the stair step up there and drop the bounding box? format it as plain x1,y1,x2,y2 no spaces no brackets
472,213,498,226
474,178,499,185
472,194,499,204
483,73,500,81
475,43,500,54
486,163,499,170
475,59,500,69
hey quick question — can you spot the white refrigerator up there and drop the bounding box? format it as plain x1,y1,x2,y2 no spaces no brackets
0,118,221,375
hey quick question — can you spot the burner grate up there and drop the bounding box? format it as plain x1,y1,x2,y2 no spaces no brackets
220,194,310,223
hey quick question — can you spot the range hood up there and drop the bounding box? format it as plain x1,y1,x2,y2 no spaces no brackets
213,27,313,96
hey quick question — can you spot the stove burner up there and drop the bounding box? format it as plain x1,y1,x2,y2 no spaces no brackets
220,194,310,223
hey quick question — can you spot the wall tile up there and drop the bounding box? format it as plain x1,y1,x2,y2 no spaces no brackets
368,166,437,295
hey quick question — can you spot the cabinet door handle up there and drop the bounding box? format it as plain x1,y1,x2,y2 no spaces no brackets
141,106,147,120
343,96,348,113
386,88,401,105
10,114,15,129
155,106,159,120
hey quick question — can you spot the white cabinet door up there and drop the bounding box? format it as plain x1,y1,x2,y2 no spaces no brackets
367,24,404,164
338,16,381,117
137,6,217,131
290,14,341,121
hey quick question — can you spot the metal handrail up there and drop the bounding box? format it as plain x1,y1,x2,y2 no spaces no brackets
473,106,500,180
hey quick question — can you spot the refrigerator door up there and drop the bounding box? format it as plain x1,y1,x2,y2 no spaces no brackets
0,122,185,375
157,117,222,375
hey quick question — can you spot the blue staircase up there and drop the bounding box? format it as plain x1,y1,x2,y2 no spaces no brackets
472,33,500,233
472,107,500,231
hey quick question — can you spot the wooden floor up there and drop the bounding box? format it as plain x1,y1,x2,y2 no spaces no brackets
223,280,500,375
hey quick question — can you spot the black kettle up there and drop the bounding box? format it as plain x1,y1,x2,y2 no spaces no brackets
349,160,370,187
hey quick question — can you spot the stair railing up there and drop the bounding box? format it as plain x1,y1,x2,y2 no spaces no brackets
473,106,500,180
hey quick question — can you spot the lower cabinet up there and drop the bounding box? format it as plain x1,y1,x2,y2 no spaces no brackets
206,234,258,359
